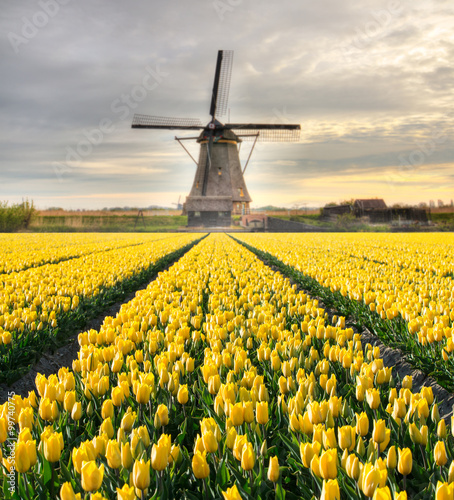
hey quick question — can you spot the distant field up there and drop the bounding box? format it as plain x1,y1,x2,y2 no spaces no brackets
30,212,187,232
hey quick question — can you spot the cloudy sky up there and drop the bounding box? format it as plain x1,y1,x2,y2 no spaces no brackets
1,0,453,209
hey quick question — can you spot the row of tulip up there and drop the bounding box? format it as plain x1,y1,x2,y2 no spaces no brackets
0,233,452,499
234,233,454,391
0,234,166,274
0,233,201,383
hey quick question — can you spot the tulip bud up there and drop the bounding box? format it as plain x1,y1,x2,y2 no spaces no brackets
241,442,255,471
133,459,151,490
154,404,169,428
121,442,133,469
267,456,279,482
106,439,121,469
434,441,448,467
373,419,386,444
256,401,269,425
177,384,189,405
387,446,397,469
397,447,412,476
43,432,63,463
192,450,209,479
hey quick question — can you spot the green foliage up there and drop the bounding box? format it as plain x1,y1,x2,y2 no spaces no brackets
0,199,36,232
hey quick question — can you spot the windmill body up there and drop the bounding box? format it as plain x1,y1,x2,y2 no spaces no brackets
132,50,300,228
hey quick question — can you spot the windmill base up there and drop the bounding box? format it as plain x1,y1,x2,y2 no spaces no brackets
187,210,231,228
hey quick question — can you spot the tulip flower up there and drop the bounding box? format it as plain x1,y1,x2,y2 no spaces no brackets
338,425,355,451
397,448,412,477
434,441,448,467
116,484,136,500
361,462,381,498
132,459,151,490
222,484,242,500
154,404,169,428
366,388,380,410
319,449,337,480
177,384,189,405
71,402,82,421
321,479,340,500
106,439,121,469
43,432,63,463
372,486,392,500
81,460,105,492
136,383,151,405
256,401,269,425
436,481,453,500
268,456,279,482
60,482,82,500
373,419,386,444
202,430,218,453
151,441,169,471
355,412,369,437
192,450,210,479
121,442,133,469
230,402,244,427
241,442,255,471
15,441,31,473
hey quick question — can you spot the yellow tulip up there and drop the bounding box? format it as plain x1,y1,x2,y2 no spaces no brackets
192,450,210,479
436,481,453,500
154,404,169,428
268,456,279,482
222,484,242,500
132,459,151,490
434,441,448,467
256,401,269,425
355,412,369,437
81,460,104,492
321,479,340,500
177,384,188,405
397,448,412,476
387,446,397,470
43,432,63,463
366,388,380,410
136,383,151,405
361,462,381,497
116,484,136,500
372,486,392,500
373,419,386,444
106,439,121,469
230,402,244,427
409,423,422,445
338,425,355,451
241,442,255,471
60,481,82,500
151,442,168,471
202,430,218,453
101,399,114,420
71,402,82,421
121,442,133,469
319,449,337,480
15,441,31,473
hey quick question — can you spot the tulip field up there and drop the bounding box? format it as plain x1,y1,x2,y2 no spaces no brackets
0,232,454,499
0,233,201,383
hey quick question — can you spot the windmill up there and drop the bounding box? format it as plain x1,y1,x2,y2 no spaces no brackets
132,50,301,227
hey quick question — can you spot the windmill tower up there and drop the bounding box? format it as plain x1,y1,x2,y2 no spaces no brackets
132,50,300,227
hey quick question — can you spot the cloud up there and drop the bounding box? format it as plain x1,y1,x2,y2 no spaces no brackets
0,0,453,208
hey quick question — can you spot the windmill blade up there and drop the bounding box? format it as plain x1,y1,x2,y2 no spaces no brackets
132,114,204,130
227,123,301,142
209,50,234,119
